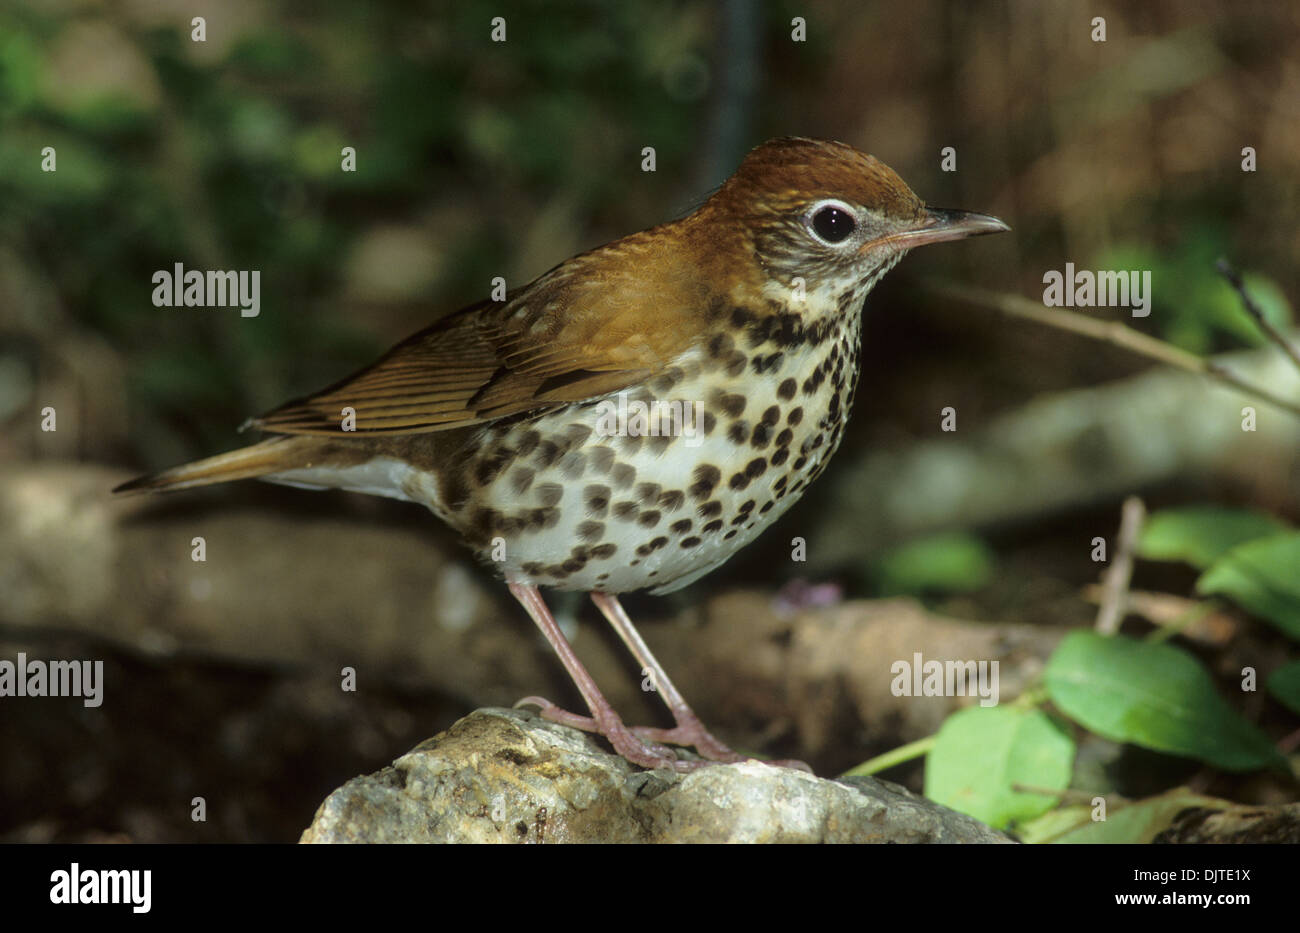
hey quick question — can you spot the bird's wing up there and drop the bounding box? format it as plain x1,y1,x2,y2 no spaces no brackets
252,240,701,436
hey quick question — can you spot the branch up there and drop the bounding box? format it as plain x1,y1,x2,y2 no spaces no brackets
1095,496,1145,636
1215,258,1300,376
928,282,1300,420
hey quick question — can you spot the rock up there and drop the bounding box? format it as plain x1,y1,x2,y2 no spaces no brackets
300,707,1011,844
1155,803,1300,844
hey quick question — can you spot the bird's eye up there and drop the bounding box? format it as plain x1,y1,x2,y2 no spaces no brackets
809,205,857,244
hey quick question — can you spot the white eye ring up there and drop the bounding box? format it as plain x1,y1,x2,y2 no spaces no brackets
804,199,860,247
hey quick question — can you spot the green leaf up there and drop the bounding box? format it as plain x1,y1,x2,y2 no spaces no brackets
1095,235,1294,355
1205,272,1294,348
1044,631,1282,771
924,706,1074,830
0,30,43,113
873,532,995,596
1266,661,1300,718
1197,532,1300,640
1015,805,1093,844
1138,506,1288,569
292,124,348,181
1034,789,1233,844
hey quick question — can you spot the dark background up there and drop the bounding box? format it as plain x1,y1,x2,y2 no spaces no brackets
1,0,1297,841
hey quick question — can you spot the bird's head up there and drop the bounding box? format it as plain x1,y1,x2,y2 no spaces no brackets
698,137,1009,311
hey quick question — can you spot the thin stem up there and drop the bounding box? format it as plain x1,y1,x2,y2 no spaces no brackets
840,735,936,778
1216,258,1300,376
928,282,1300,420
1095,496,1145,636
1013,684,1050,708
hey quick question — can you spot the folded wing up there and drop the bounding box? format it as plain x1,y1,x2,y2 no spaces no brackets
252,234,700,436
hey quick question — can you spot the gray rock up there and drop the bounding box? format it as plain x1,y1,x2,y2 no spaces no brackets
301,707,1012,844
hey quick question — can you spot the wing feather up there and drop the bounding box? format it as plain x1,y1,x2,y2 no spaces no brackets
252,234,700,437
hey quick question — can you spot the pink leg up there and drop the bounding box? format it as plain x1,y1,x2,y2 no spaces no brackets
591,592,812,773
507,582,695,772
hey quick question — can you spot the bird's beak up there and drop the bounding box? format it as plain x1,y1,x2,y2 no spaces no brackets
868,208,1011,251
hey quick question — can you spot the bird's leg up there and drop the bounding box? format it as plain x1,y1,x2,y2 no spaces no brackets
507,582,697,772
587,591,744,762
591,592,812,772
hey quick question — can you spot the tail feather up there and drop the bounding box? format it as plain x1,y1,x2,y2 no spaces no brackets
113,437,303,495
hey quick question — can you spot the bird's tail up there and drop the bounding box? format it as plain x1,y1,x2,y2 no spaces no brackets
113,436,308,495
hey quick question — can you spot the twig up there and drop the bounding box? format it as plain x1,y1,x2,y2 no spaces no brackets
928,282,1300,420
1143,601,1215,645
1080,586,1229,644
1215,258,1300,376
1095,496,1145,636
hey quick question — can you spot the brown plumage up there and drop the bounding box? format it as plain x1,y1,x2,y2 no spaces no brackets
116,137,1009,772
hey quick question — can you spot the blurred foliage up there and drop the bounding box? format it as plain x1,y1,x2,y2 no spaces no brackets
5,1,1296,473
1139,506,1300,641
908,614,1294,834
1043,630,1283,773
870,531,996,597
0,0,739,461
924,705,1073,831
1197,533,1300,641
1018,789,1233,844
911,498,1300,833
1138,505,1289,569
1095,233,1293,356
1269,662,1300,718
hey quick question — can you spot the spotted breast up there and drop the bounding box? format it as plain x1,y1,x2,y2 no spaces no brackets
409,291,865,595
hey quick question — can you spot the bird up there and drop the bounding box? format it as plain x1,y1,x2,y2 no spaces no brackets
115,137,1009,773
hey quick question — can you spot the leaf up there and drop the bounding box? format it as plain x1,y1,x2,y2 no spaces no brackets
1266,661,1300,718
1096,235,1294,355
1138,506,1288,569
1197,532,1300,640
873,532,995,596
1044,631,1282,771
1205,272,1294,348
1015,805,1094,844
924,706,1074,830
1034,789,1234,844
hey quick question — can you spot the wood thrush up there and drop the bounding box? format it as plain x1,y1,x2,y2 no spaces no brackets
116,137,1009,772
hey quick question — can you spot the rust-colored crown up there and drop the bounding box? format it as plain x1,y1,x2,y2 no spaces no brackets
706,136,925,223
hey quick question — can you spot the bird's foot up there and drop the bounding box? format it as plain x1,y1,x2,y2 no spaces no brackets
515,696,703,772
627,711,747,763
515,696,811,773
635,714,814,773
